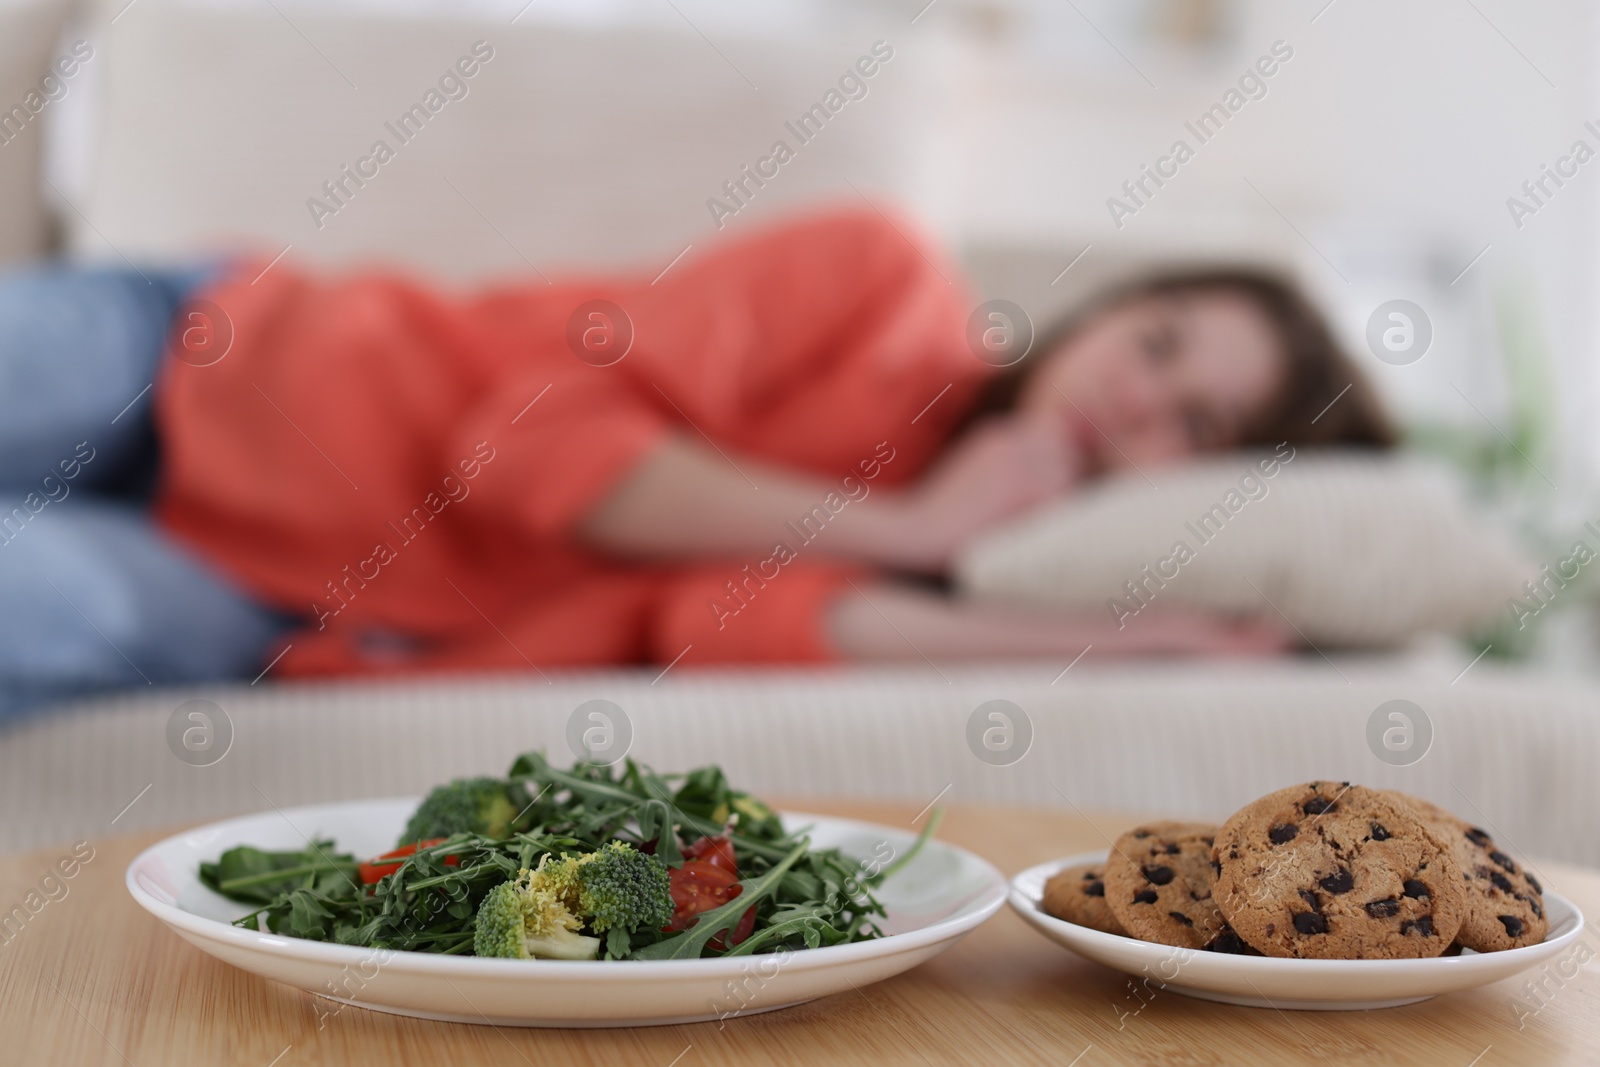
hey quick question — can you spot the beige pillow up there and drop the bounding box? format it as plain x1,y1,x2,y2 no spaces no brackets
954,450,1534,646
0,0,73,265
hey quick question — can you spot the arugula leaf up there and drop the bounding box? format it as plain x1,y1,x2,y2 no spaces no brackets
632,839,810,961
511,753,791,862
199,841,358,905
870,807,942,884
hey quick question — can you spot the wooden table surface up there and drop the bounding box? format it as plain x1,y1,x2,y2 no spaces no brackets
2,799,1597,1066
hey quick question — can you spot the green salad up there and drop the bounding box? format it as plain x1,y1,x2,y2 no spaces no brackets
199,751,935,961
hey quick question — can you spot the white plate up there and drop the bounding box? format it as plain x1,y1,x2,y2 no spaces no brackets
126,798,1006,1027
1011,850,1585,1011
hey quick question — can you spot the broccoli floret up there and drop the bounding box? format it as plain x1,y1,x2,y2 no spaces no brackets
543,841,674,936
473,870,601,960
472,843,672,960
400,777,521,845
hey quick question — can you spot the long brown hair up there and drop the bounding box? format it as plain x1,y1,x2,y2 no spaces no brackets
966,267,1396,450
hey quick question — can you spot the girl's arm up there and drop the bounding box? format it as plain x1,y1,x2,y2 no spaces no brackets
577,434,915,567
580,433,1289,661
826,582,1292,660
577,414,1081,572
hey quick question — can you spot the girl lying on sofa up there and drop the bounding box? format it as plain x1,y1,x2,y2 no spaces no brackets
0,208,1392,719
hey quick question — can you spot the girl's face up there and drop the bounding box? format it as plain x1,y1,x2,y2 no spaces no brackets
1018,289,1285,474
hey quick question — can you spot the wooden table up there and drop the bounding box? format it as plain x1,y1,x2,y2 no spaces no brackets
2,800,1597,1066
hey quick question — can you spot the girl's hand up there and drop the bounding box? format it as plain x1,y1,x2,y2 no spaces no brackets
827,582,1297,663
1088,609,1294,658
890,413,1084,571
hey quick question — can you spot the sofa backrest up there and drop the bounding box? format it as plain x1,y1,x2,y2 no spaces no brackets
69,0,954,280
0,0,74,266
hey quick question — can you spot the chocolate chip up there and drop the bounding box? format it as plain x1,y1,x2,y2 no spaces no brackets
1163,843,1181,855
1498,915,1525,938
1466,827,1492,847
1133,830,1152,839
1402,879,1430,899
1319,868,1354,895
1490,850,1518,873
1292,911,1328,934
1169,911,1194,926
1211,860,1222,876
1527,873,1543,895
1529,896,1544,920
1365,898,1401,918
1266,922,1276,937
1268,823,1299,844
1207,930,1245,953
1400,916,1436,937
1084,880,1105,898
1143,865,1175,886
1370,822,1390,841
1489,871,1513,893
1302,797,1334,816
1298,888,1321,909
1133,889,1159,905
1202,837,1214,847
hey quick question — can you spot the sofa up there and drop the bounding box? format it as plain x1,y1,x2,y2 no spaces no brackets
6,653,1598,869
2,0,1596,875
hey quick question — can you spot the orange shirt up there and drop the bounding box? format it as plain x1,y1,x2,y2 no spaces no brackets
154,208,987,677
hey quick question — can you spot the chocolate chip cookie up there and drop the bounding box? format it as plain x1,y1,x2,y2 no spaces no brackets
1213,782,1466,959
1041,863,1126,935
1391,793,1548,952
1203,923,1264,955
1104,822,1230,950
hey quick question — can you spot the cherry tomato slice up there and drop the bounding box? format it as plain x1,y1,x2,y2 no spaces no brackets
721,900,757,949
358,838,458,885
664,860,736,927
664,859,755,949
683,835,739,875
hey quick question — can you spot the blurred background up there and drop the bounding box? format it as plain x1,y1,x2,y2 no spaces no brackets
4,0,1600,863
6,0,1596,671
